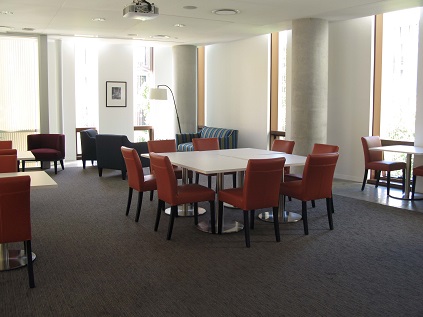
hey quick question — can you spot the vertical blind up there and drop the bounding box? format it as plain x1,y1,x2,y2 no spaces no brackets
0,36,40,133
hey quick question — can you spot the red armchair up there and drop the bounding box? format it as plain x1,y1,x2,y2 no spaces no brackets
27,134,65,174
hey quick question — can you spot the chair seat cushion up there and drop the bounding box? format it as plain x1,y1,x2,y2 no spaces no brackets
31,148,63,160
413,165,423,177
366,160,406,171
218,188,244,208
174,184,215,205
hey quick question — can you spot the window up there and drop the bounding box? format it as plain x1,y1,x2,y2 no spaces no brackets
0,36,40,151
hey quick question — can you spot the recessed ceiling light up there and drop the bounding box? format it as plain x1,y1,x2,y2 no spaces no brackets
174,24,185,28
128,33,138,37
22,28,35,32
92,17,105,22
150,35,170,39
183,6,197,10
0,11,13,15
0,26,14,32
212,9,240,15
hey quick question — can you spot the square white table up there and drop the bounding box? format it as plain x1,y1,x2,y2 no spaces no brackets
17,151,35,171
370,145,423,199
0,171,57,271
151,148,307,233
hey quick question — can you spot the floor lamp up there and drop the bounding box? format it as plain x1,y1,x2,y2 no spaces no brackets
149,85,182,134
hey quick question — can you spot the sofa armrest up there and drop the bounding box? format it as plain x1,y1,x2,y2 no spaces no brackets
175,132,201,148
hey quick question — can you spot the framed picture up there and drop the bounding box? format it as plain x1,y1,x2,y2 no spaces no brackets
106,81,127,107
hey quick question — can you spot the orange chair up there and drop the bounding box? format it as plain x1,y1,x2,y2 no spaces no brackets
279,153,339,235
218,157,286,247
150,152,216,240
0,175,34,288
0,149,18,173
0,140,12,149
121,147,157,222
271,139,295,174
411,165,423,200
147,139,193,183
361,136,405,195
192,137,236,188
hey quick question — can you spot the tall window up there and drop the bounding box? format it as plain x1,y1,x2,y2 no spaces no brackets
277,31,289,132
0,36,40,150
380,8,420,142
133,46,153,141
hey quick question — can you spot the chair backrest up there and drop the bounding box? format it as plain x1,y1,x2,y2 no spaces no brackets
312,143,339,154
0,140,12,149
80,129,98,160
121,146,145,191
0,175,31,243
192,138,219,151
0,151,18,172
300,153,339,201
149,152,178,205
242,157,286,210
271,140,295,154
147,140,177,153
27,134,66,157
361,136,383,164
0,149,17,155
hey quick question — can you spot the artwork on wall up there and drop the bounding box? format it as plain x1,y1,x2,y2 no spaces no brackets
106,81,127,107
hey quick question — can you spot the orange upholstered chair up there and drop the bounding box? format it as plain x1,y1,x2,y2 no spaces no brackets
0,175,34,288
0,140,12,149
279,153,339,235
192,137,237,188
0,149,18,173
150,152,216,240
271,139,295,174
218,157,286,247
411,165,423,200
361,136,405,195
121,146,157,222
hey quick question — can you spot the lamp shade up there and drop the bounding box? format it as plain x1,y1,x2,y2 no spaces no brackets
149,88,168,100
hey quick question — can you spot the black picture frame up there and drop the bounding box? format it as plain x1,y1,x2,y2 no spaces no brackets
106,81,127,107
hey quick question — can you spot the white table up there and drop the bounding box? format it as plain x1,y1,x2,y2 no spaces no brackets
153,148,307,233
370,145,423,199
0,171,57,271
17,151,35,171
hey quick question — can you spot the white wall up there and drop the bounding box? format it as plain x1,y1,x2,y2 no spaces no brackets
205,35,271,149
328,17,374,181
98,42,134,139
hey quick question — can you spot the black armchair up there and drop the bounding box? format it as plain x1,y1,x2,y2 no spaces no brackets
96,134,149,180
80,129,98,169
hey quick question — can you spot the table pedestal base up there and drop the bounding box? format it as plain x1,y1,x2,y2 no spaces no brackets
389,191,423,201
0,249,36,271
197,220,244,234
165,206,206,217
258,210,302,223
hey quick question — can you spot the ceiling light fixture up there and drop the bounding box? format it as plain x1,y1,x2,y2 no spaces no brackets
183,6,197,10
174,24,185,28
92,17,106,22
0,11,13,15
212,9,240,15
123,0,159,21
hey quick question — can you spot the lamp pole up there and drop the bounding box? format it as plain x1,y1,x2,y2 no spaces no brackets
157,85,182,134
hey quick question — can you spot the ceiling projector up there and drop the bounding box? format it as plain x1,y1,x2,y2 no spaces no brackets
123,0,159,21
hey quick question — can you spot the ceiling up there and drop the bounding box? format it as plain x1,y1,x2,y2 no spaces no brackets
1,0,423,46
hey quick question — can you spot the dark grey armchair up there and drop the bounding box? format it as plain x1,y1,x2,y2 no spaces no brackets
80,129,98,169
96,134,149,180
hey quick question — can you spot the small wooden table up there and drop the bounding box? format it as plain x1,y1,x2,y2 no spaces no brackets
370,145,423,199
0,171,57,271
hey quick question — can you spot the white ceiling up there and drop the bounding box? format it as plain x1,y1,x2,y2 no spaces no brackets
1,0,423,46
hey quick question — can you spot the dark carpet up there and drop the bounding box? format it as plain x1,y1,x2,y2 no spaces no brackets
1,166,423,317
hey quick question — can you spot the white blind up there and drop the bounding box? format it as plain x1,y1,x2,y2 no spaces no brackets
0,36,40,132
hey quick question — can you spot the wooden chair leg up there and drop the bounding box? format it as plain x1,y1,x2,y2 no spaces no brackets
232,173,236,188
135,191,143,222
326,197,334,230
54,161,58,174
83,160,86,169
209,200,216,234
375,170,381,188
250,210,255,229
195,173,200,184
126,187,133,216
311,200,316,208
60,160,64,170
272,206,280,242
167,205,177,240
361,169,368,191
193,202,199,225
412,175,417,200
25,240,35,288
218,201,224,234
150,190,154,201
207,176,212,188
302,201,308,235
243,210,251,248
154,200,163,231
386,172,391,195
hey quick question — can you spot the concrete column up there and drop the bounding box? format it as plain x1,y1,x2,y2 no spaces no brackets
172,45,197,133
291,18,329,156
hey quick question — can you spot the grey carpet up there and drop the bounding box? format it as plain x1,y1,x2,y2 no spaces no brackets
1,166,423,317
